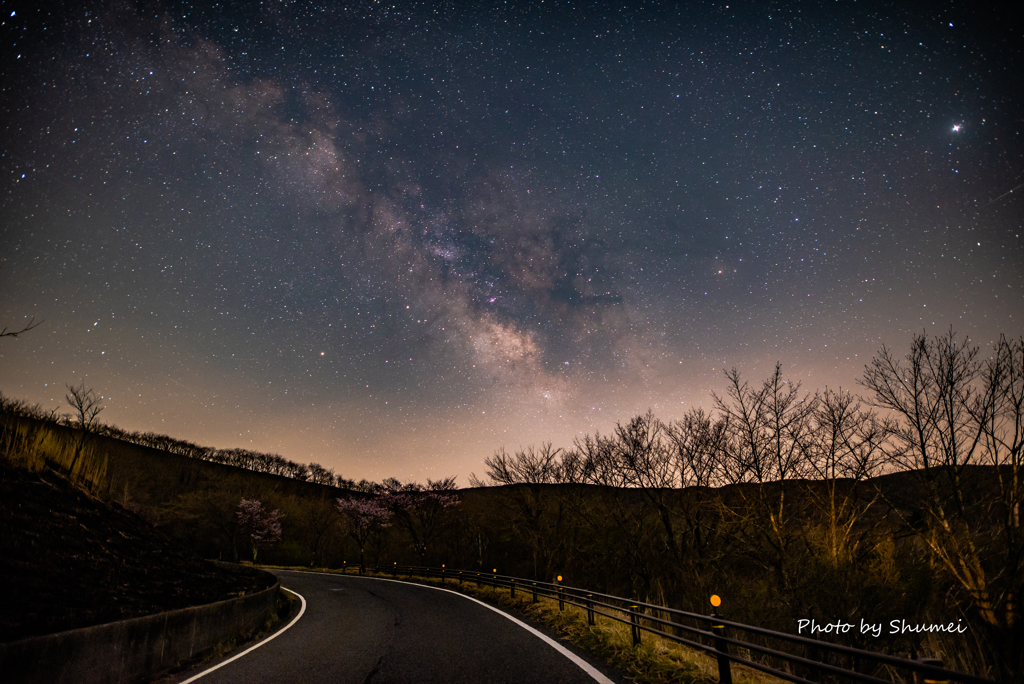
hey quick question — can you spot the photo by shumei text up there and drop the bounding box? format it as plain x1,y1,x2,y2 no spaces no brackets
796,618,968,638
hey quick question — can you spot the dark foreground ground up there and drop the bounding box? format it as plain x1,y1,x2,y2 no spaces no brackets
0,462,272,642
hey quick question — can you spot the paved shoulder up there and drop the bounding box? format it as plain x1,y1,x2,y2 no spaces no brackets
173,570,617,684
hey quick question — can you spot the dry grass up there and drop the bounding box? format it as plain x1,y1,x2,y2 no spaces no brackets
269,565,784,684
0,415,110,486
443,578,784,684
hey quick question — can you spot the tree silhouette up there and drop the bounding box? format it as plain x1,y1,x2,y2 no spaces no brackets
862,329,1024,676
65,382,104,432
0,316,43,339
62,382,105,478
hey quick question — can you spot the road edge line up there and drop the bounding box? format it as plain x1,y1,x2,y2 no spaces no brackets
177,586,306,683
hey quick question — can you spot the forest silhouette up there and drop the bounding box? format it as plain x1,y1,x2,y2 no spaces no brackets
2,329,1021,680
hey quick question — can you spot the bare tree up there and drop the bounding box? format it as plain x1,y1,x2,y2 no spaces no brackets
62,382,105,479
803,388,893,569
712,363,818,597
662,409,731,599
861,329,987,475
554,447,593,484
608,411,687,564
380,476,422,492
571,431,626,487
808,388,892,481
481,443,563,485
665,408,729,489
611,410,674,487
65,382,104,432
0,316,43,339
475,444,584,578
978,335,1024,646
427,476,458,491
0,391,60,422
861,330,1024,671
307,462,336,486
714,363,818,484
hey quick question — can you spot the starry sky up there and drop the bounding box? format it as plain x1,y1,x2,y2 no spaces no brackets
2,0,1022,483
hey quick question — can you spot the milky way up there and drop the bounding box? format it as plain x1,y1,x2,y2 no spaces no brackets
2,1,1021,482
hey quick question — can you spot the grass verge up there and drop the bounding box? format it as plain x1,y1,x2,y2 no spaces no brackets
264,565,783,684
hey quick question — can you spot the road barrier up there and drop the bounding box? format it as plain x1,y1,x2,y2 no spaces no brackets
0,564,279,684
371,564,995,684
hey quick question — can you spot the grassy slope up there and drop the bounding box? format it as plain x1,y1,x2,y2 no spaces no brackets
0,461,273,642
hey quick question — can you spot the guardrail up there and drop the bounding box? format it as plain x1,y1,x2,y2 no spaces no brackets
349,563,996,684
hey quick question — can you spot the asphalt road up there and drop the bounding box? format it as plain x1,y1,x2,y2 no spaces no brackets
169,570,620,684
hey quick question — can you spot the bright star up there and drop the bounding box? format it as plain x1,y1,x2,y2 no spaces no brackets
952,124,961,132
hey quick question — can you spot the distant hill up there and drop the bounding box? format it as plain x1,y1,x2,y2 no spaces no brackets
0,412,357,511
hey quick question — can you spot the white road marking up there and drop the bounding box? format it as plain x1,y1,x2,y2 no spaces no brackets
177,586,306,683
335,573,616,684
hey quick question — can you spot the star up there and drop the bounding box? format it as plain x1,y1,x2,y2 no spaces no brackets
0,0,1016,486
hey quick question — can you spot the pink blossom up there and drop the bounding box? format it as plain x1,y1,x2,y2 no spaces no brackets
237,498,284,563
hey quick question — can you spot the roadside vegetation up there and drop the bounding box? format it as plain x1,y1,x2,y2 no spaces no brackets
2,328,1021,681
0,458,275,641
265,563,780,684
449,576,783,684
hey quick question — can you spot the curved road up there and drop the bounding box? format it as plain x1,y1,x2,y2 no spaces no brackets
170,570,620,684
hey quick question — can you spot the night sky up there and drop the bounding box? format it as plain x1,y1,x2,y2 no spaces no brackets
2,1,1021,483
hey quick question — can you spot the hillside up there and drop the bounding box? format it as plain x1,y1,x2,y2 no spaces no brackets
1,408,1016,680
0,460,273,642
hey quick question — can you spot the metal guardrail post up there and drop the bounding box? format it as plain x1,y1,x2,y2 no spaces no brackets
630,605,641,646
915,658,949,684
510,578,515,598
382,567,997,684
711,606,733,684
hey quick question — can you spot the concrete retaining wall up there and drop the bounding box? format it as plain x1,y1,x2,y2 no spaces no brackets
0,565,279,684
